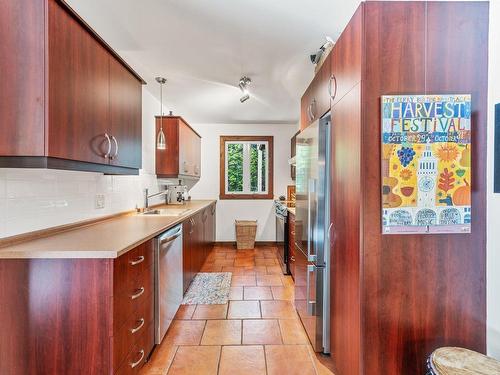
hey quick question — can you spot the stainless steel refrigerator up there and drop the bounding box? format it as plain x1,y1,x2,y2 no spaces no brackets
294,115,331,353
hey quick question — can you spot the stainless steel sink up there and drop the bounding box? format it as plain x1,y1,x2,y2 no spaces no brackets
140,208,192,217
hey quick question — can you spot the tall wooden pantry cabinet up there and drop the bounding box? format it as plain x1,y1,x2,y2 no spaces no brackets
299,2,488,374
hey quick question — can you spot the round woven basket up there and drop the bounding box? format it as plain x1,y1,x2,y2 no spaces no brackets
427,347,500,375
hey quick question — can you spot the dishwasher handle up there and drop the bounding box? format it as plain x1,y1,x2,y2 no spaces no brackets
159,227,182,245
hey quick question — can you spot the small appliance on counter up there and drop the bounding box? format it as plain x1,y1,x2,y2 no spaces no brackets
167,180,189,205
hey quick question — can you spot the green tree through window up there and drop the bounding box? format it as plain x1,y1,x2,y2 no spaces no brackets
227,143,243,192
221,136,273,199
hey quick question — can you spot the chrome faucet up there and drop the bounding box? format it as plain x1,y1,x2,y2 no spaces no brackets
144,188,169,209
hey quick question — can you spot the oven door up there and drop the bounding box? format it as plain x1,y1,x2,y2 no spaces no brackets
275,213,289,274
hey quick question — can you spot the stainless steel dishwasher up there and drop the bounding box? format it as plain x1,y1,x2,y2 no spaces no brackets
154,224,183,344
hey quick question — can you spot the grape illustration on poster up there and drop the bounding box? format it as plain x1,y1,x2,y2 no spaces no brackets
381,94,472,234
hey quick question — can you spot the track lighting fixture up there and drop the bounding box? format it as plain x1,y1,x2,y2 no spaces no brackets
238,76,251,103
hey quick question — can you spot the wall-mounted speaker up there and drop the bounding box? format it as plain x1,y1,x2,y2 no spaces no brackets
495,104,500,193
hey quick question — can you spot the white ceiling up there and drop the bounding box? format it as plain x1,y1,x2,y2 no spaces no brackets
67,0,361,124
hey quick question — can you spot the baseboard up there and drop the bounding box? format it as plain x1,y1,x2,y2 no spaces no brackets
214,241,277,248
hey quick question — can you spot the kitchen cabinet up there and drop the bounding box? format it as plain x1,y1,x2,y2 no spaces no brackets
288,211,296,279
156,116,202,179
300,53,332,131
0,240,154,375
329,8,362,107
109,57,143,169
290,131,299,180
0,0,145,174
182,203,216,293
297,3,488,375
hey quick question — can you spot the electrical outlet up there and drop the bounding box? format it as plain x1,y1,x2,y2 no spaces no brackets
95,194,105,209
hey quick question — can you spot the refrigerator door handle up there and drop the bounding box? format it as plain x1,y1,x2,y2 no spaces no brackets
307,178,317,262
306,264,316,315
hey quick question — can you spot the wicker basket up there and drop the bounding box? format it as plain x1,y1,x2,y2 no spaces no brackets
235,220,258,250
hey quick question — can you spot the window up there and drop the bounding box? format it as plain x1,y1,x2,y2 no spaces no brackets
220,136,274,199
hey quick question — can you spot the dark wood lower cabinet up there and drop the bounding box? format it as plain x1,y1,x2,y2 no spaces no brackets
288,211,296,279
182,203,217,293
0,241,155,375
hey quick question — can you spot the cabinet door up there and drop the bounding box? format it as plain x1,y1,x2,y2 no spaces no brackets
291,131,299,180
313,53,332,119
0,0,45,156
330,7,362,107
182,220,193,293
193,134,202,178
300,82,313,131
195,212,204,273
47,0,111,164
179,120,196,176
202,204,215,263
109,57,142,169
288,214,296,279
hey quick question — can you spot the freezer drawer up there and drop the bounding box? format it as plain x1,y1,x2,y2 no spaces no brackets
294,246,327,352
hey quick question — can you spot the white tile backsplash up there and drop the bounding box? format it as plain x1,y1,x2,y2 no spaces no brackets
0,169,163,238
0,88,164,239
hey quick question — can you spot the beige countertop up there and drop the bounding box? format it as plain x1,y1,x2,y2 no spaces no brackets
0,200,216,259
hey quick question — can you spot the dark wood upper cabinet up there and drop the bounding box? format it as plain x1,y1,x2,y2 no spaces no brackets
0,0,145,174
156,116,202,179
109,57,143,169
48,0,111,165
0,0,45,157
300,53,332,131
330,8,362,107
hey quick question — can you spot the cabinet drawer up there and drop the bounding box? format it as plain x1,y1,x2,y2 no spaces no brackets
114,241,154,295
115,322,154,375
114,263,154,331
113,291,154,370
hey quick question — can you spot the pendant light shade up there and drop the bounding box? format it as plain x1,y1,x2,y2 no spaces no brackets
157,127,166,150
156,77,167,150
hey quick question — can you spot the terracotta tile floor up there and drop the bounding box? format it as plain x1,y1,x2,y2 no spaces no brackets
140,244,334,375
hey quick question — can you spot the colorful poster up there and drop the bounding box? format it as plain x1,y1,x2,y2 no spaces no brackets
381,95,472,234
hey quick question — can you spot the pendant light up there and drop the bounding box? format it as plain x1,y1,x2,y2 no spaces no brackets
156,77,167,150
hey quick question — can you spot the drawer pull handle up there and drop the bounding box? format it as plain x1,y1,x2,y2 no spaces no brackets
131,287,145,300
130,318,145,334
130,349,145,369
129,256,145,266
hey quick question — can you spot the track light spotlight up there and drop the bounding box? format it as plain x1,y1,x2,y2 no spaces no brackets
238,76,251,103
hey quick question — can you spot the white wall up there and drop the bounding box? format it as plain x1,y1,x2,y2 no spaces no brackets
487,0,500,360
188,123,297,242
0,88,164,238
